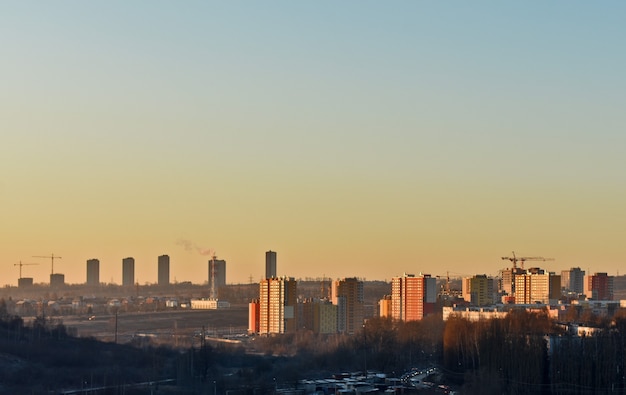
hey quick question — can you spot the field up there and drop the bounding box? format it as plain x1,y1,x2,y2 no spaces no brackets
57,305,249,346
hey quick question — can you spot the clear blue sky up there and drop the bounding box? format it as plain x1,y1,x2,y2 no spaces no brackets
1,2,625,285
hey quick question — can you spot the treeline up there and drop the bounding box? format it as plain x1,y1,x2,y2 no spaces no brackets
248,314,444,381
444,309,626,395
0,299,179,394
5,295,626,394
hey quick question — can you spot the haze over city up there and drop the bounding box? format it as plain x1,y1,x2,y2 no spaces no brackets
2,2,626,286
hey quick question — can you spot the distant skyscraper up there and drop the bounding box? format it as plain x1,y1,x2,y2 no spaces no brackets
158,255,170,286
209,257,226,298
258,276,297,334
391,273,436,322
584,272,614,300
561,267,585,295
122,257,135,287
86,259,100,286
332,277,364,334
265,250,277,279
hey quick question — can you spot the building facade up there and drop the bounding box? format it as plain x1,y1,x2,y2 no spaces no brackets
514,270,561,304
379,295,392,318
501,267,525,297
248,299,260,334
158,255,170,286
584,272,614,301
462,274,495,306
86,259,99,286
391,273,437,322
122,257,135,287
258,276,297,334
332,277,364,334
561,267,585,295
265,250,277,279
208,257,226,297
315,301,338,334
50,273,64,288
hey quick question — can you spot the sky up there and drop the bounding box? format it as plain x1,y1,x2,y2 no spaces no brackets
1,2,626,286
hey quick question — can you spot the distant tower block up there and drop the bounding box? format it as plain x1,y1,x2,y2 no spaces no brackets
122,257,135,287
18,278,33,288
265,250,277,279
158,255,170,286
50,273,65,288
208,257,226,298
86,259,100,286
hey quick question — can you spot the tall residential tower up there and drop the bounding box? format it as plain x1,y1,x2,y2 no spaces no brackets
391,273,437,322
158,255,170,286
258,276,297,334
332,277,364,334
86,259,100,286
122,257,135,287
265,250,277,279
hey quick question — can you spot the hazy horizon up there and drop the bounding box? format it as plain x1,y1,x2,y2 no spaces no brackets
2,2,625,286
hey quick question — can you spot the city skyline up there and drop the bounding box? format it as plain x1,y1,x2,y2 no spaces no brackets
5,248,618,288
2,2,626,286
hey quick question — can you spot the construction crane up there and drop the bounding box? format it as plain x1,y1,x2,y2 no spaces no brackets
501,251,554,270
14,261,39,279
32,254,62,275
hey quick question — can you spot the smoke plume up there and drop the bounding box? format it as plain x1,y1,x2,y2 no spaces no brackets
176,239,213,256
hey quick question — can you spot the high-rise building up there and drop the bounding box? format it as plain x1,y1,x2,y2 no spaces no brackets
314,300,338,334
299,298,338,334
86,259,100,286
391,273,437,322
265,250,277,279
50,273,65,288
209,257,226,298
379,295,392,318
248,299,260,334
122,257,135,287
501,267,525,296
258,276,297,334
332,277,364,334
584,272,614,300
18,278,33,288
514,270,561,304
561,267,585,295
462,275,495,306
158,255,170,286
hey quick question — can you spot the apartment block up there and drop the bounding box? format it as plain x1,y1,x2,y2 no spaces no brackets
332,278,364,334
258,276,297,334
391,273,436,322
